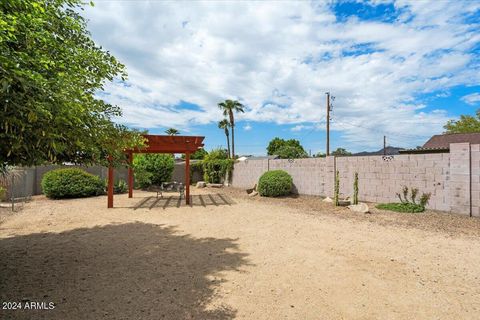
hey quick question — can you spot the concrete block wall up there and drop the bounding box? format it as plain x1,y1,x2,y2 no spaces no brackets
335,153,450,211
269,158,327,195
471,144,480,217
231,143,480,216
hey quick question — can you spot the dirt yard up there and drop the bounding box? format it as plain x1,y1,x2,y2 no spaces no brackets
1,187,480,320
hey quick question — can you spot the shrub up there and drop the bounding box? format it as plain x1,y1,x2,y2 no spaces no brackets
42,168,105,199
190,161,204,183
376,203,425,213
203,159,233,183
379,186,432,213
202,148,233,183
257,170,293,197
133,154,175,188
113,179,128,194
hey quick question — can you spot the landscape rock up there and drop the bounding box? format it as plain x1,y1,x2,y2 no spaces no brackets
347,203,370,213
322,197,333,203
248,191,258,197
196,181,206,188
207,183,223,188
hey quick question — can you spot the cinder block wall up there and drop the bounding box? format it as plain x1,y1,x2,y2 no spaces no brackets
231,143,479,216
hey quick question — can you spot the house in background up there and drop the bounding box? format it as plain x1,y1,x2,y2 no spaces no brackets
399,132,480,154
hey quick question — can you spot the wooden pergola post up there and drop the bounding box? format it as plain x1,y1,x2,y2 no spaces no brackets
185,152,190,205
128,151,133,198
107,155,114,208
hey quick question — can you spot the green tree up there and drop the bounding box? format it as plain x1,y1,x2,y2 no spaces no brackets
314,152,326,158
165,128,180,135
181,148,208,160
218,100,245,158
331,148,352,156
444,110,480,133
275,145,308,159
0,0,143,167
266,137,307,159
132,154,175,188
218,119,231,158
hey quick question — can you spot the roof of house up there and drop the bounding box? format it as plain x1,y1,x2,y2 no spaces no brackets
422,132,480,149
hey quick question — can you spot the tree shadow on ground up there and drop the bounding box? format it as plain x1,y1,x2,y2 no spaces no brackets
0,222,248,320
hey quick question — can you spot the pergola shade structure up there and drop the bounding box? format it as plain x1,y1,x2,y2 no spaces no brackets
107,134,205,208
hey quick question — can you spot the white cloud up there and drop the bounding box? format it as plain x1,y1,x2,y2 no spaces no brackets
462,93,480,105
243,124,252,131
83,0,480,148
291,125,312,132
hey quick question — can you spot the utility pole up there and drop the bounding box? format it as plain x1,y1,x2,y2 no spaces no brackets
383,135,386,155
326,92,331,156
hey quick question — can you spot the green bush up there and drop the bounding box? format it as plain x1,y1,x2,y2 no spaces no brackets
42,168,105,199
133,154,175,188
114,180,128,194
203,159,233,183
202,148,233,183
257,170,293,197
190,161,204,183
376,203,425,213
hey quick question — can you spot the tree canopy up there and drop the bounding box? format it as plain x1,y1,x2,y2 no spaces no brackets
165,128,180,135
266,137,307,159
181,148,208,160
444,110,480,133
331,148,352,156
0,0,143,167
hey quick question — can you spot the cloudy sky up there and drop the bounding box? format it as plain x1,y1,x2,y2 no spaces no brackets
84,0,480,155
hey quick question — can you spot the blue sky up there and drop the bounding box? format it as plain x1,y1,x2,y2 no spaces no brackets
85,0,480,155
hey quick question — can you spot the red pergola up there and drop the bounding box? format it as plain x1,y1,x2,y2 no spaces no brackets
107,134,205,208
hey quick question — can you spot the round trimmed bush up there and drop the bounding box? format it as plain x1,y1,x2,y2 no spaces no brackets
257,170,293,197
42,168,105,199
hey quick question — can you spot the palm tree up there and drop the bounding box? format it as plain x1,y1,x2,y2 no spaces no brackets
218,99,244,158
218,119,231,158
165,128,180,136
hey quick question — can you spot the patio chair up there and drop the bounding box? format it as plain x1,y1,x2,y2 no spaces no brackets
148,182,185,199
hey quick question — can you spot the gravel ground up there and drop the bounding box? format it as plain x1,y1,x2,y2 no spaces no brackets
0,188,479,320
223,187,480,238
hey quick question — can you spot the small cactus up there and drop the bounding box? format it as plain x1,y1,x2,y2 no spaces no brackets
353,172,359,205
334,170,340,206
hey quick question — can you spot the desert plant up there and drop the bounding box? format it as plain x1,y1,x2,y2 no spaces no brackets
419,192,431,207
410,188,418,204
334,170,340,206
42,168,105,199
380,186,431,213
402,185,409,203
257,170,293,197
353,172,359,205
133,154,175,188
